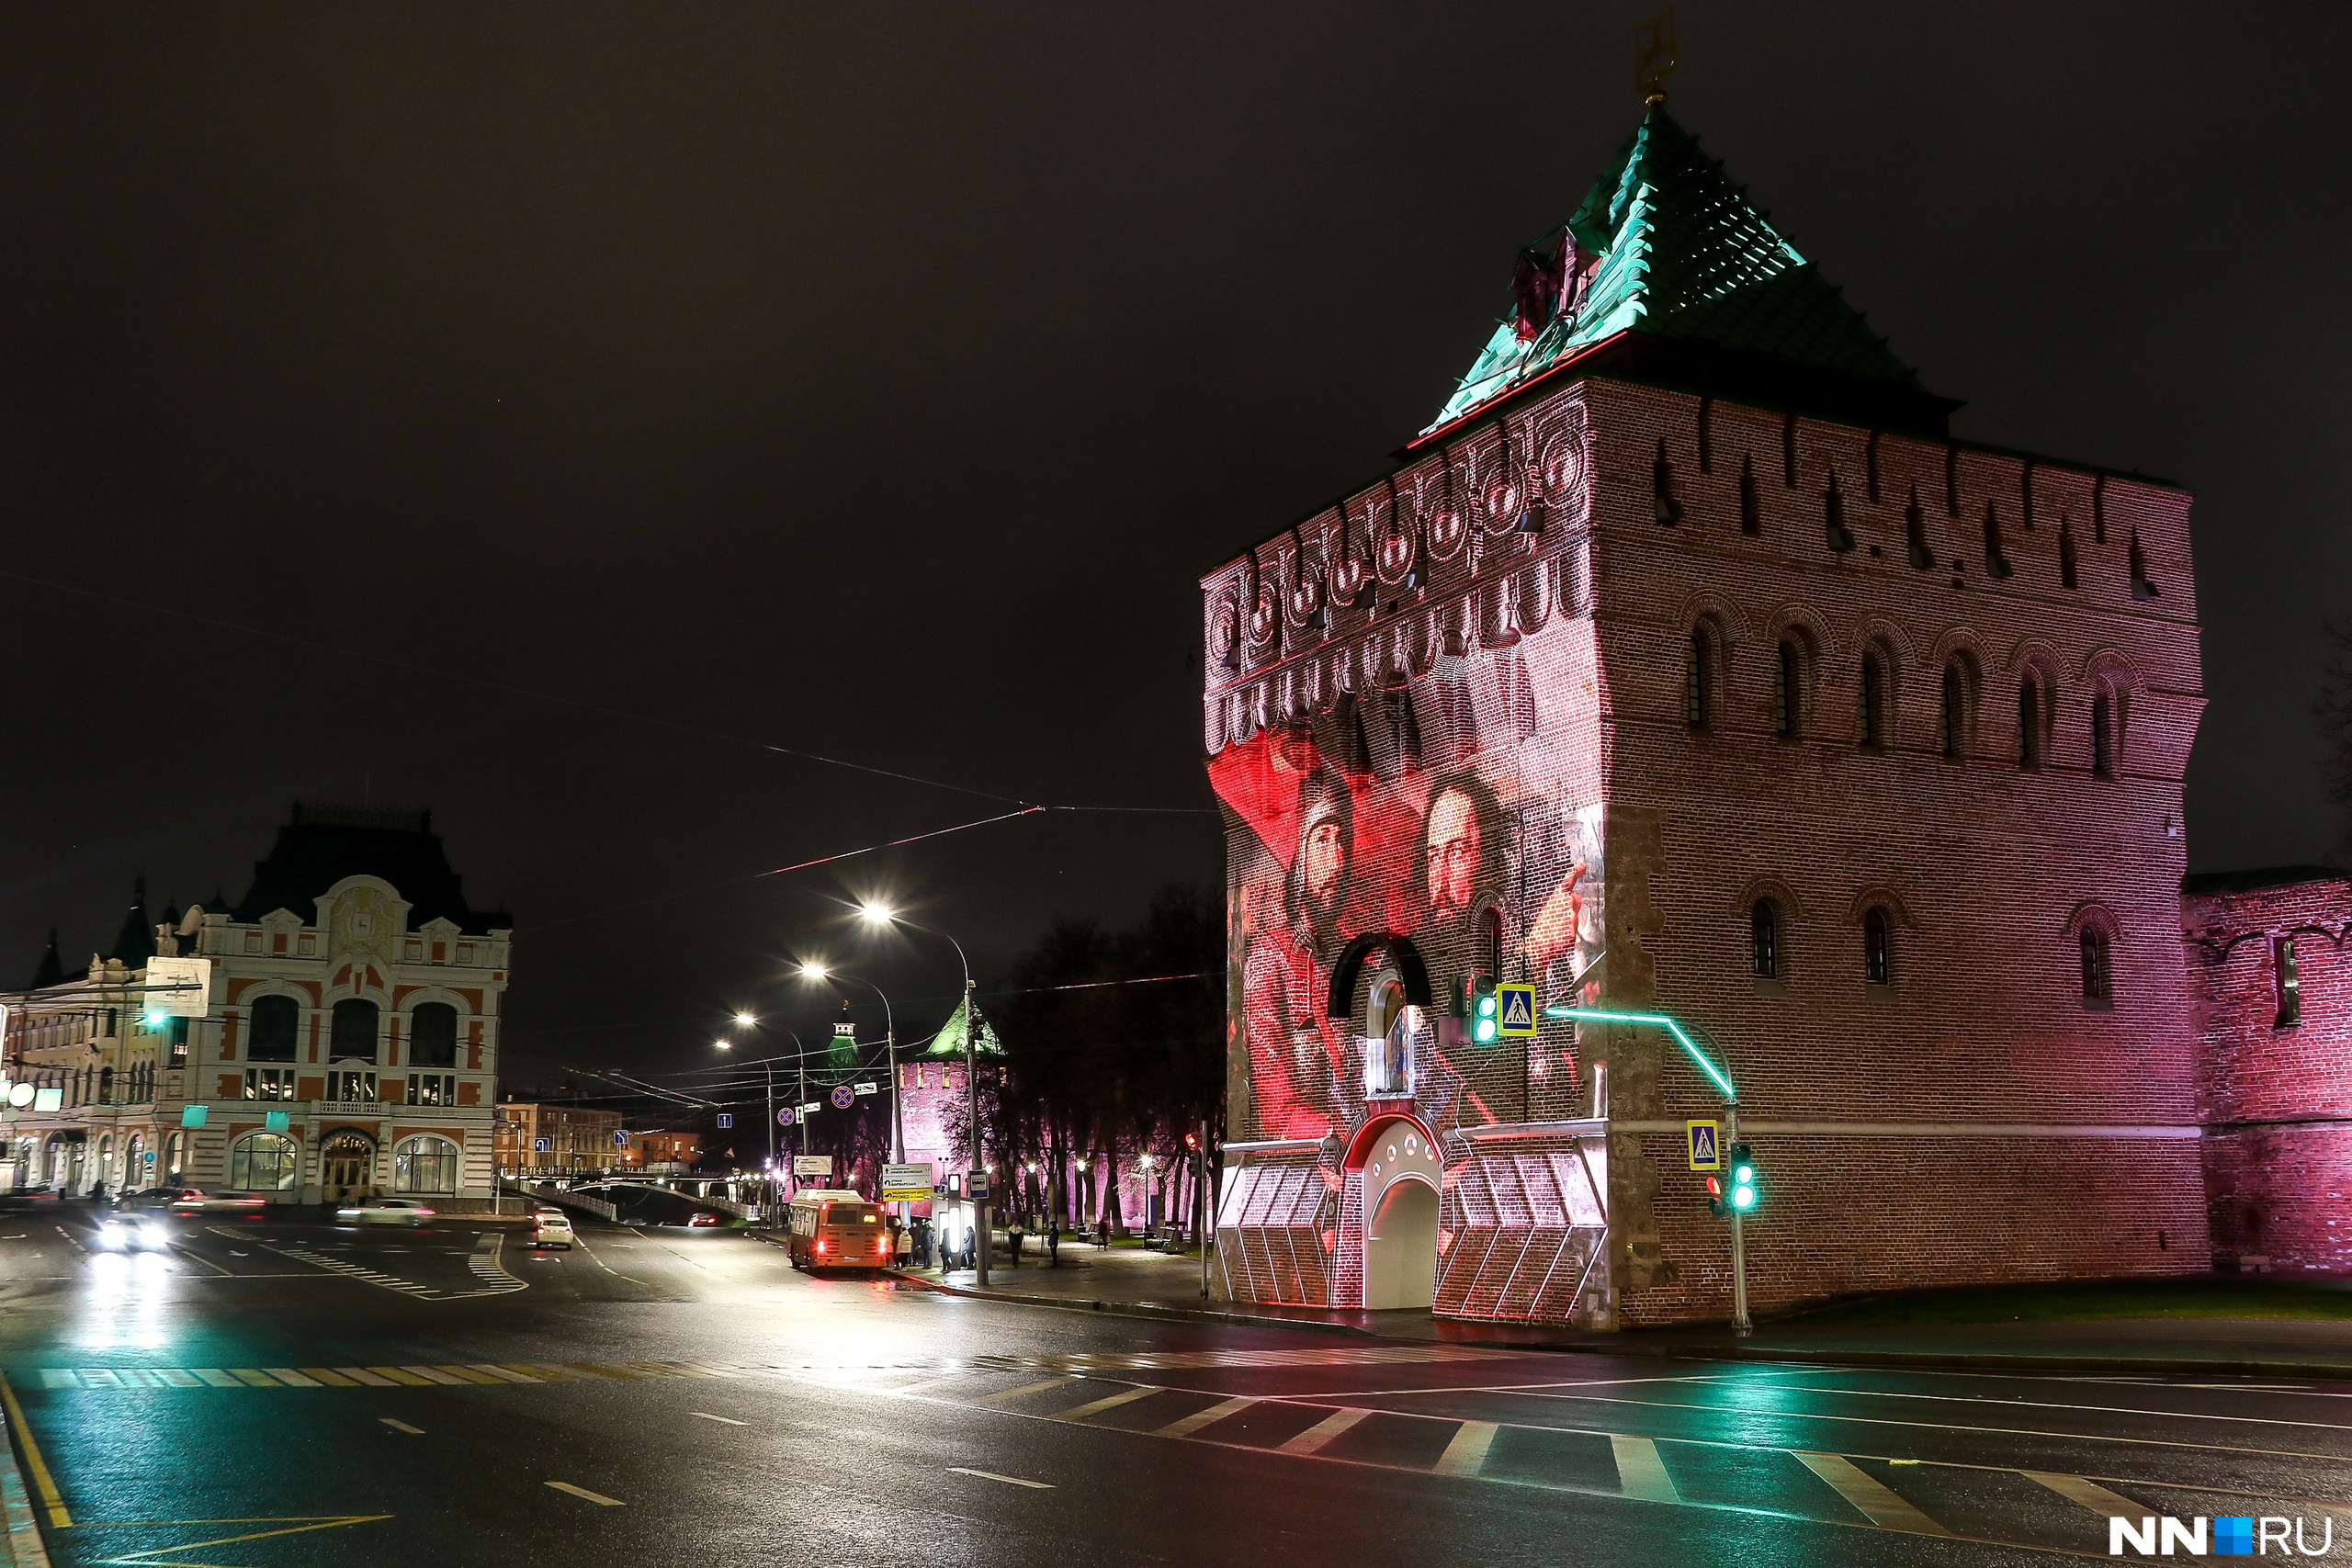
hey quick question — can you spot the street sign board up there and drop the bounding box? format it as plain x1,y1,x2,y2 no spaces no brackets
265,1111,290,1134
965,1172,991,1203
6,1083,32,1109
881,1162,933,1202
829,1084,855,1111
716,1113,732,1129
793,1156,834,1178
799,1101,820,1116
1497,983,1538,1037
853,1081,877,1096
613,1130,630,1148
176,1101,203,1126
535,1137,550,1154
1686,1120,1722,1171
143,956,213,1019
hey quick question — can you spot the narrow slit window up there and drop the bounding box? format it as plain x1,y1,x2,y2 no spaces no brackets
1654,440,1683,525
1751,900,1781,980
2080,926,2114,1008
1824,474,1855,552
2130,534,2159,599
1905,491,1932,570
1941,662,1968,760
1860,652,1886,749
2275,935,2301,1028
1984,502,2013,579
1685,628,1712,730
1739,456,1760,535
2018,674,2043,769
1862,908,1892,986
2091,690,2115,778
1775,638,1802,739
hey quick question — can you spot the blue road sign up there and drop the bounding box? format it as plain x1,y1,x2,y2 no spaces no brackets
613,1130,629,1148
535,1137,550,1154
716,1113,732,1129
829,1084,855,1111
1498,983,1538,1037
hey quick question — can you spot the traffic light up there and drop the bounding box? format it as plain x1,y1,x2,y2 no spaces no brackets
1727,1144,1758,1214
1183,1130,1200,1154
1460,973,1499,1044
1703,1174,1724,1218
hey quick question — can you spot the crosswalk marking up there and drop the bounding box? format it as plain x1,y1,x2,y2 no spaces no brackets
1151,1396,1255,1438
229,1370,279,1388
367,1368,435,1386
1435,1420,1497,1478
300,1368,359,1387
977,1345,1509,1373
263,1369,322,1387
1056,1385,1162,1422
2023,1471,2149,1517
1279,1407,1370,1455
1611,1436,1680,1503
975,1379,1070,1406
335,1368,397,1387
1794,1452,1951,1536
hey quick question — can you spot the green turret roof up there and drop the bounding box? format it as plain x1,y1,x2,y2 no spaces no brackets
923,998,1002,1057
1424,106,1925,435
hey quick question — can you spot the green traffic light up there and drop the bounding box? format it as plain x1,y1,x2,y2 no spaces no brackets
1731,1184,1757,1212
1734,1163,1754,1184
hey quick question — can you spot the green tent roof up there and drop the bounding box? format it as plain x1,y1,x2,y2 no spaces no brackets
1425,106,1920,434
923,998,1002,1057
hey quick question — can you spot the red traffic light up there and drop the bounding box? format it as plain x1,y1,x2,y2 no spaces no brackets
1183,1131,1202,1152
1703,1175,1723,1197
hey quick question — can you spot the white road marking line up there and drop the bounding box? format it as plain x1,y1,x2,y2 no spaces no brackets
263,1369,321,1387
1435,1420,1498,1478
380,1419,425,1435
52,1226,87,1256
1279,1407,1371,1455
1794,1452,1950,1535
689,1411,749,1426
948,1468,1053,1489
546,1482,624,1506
1056,1385,1162,1422
1678,1379,2352,1434
974,1378,1072,1405
2024,1471,2153,1517
1152,1396,1255,1438
334,1368,398,1387
1611,1436,1681,1503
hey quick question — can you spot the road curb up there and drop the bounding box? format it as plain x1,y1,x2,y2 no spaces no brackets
0,1416,51,1568
881,1271,2352,1380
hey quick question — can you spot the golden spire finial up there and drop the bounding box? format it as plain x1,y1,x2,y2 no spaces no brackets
1636,7,1679,106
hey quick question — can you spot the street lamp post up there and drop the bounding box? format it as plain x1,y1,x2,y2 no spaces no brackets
797,964,894,1201
718,1020,800,1224
855,905,984,1285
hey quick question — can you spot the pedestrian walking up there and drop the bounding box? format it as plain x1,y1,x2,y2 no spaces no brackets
1046,1218,1060,1267
894,1220,912,1269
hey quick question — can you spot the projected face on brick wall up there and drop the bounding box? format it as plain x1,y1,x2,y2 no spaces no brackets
1213,720,1603,1143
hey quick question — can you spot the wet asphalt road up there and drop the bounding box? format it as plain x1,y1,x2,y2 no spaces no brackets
0,1201,2346,1566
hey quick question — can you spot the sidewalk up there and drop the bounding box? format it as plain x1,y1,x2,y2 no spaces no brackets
892,1246,2352,1379
0,1379,53,1568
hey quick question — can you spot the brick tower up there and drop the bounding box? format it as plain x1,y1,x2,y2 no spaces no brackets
1204,105,2205,1327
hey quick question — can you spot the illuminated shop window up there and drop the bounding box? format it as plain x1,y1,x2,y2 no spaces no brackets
228,1132,300,1192
2275,936,2301,1029
394,1134,459,1195
1750,900,1781,980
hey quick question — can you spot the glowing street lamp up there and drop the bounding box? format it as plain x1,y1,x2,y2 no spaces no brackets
714,1039,732,1052
733,1012,757,1029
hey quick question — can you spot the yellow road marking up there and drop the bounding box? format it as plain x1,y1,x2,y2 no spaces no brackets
974,1379,1069,1406
73,1512,390,1562
0,1369,70,1528
1434,1420,1498,1478
429,1366,503,1385
1794,1452,1951,1536
1278,1407,1370,1455
2024,1471,2150,1517
365,1368,433,1386
545,1482,623,1506
297,1369,357,1388
1611,1436,1680,1504
226,1370,277,1388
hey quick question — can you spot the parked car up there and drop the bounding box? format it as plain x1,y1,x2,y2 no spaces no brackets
168,1189,268,1213
530,1209,574,1249
335,1197,435,1226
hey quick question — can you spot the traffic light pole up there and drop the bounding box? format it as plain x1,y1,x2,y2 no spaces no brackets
1726,1101,1750,1337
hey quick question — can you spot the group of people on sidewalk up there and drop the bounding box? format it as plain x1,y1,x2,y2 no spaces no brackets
884,1213,1069,1271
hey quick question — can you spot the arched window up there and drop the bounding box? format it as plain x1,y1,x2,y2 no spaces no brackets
1685,627,1714,730
1479,907,1503,981
228,1132,300,1192
2018,673,2045,769
1367,980,1414,1097
1750,899,1781,980
2091,689,2116,778
249,995,299,1064
1774,638,1803,739
410,1003,458,1070
2080,925,2115,1009
331,998,380,1064
1862,908,1893,986
1941,660,1973,760
394,1134,460,1195
164,1133,184,1183
1859,649,1888,749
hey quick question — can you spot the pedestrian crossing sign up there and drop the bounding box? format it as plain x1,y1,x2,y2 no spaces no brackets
1497,983,1538,1037
1687,1120,1722,1171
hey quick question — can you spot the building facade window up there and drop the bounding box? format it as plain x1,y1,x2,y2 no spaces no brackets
2018,673,2045,769
331,999,380,1063
1941,660,1971,759
228,1132,300,1192
243,1068,295,1101
2080,926,2115,1010
249,995,299,1064
1774,639,1802,739
1686,627,1714,729
2091,690,2116,778
409,1003,458,1069
2276,935,2301,1029
1860,650,1888,748
328,1069,378,1103
1751,900,1781,980
393,1134,460,1195
1653,440,1683,524
1367,980,1414,1097
1738,456,1759,534
408,1073,458,1107
1862,908,1893,986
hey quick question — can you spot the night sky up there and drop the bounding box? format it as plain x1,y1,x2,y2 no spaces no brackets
0,5,2345,1080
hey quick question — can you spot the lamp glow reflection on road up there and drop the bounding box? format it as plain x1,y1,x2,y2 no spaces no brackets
80,1248,174,1353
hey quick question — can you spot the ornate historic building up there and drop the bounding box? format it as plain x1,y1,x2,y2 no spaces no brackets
3,804,511,1206
1204,104,2210,1326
